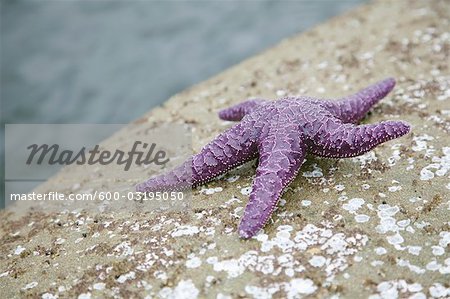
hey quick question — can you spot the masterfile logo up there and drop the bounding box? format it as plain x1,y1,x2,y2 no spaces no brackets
25,141,170,171
4,124,192,212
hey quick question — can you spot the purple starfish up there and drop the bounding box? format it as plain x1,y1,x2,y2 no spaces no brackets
137,78,410,238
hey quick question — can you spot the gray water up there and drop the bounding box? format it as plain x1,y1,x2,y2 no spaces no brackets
1,0,368,207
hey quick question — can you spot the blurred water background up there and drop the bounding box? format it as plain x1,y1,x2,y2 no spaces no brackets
1,0,368,208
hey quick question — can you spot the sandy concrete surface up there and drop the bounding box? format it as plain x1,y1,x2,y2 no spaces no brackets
1,0,449,298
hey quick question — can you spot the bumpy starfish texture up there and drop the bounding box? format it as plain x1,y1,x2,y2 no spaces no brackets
137,78,410,239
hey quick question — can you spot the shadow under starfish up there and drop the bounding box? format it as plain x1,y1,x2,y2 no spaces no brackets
137,78,411,239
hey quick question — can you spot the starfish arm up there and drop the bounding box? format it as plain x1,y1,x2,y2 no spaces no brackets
218,99,267,121
136,121,258,192
323,78,395,123
308,119,410,158
239,128,306,238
